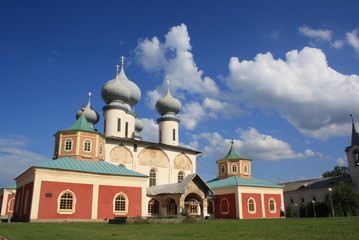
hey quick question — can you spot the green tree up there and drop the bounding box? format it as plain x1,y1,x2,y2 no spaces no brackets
331,181,359,217
285,205,293,218
321,166,349,178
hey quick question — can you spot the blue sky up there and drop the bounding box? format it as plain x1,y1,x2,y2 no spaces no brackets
1,0,359,187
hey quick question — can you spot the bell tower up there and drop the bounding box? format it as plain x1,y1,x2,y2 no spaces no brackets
345,116,359,193
216,140,252,179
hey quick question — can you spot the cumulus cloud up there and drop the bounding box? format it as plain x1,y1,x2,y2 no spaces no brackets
139,118,158,143
227,47,359,139
135,24,222,129
178,102,207,130
194,128,306,162
0,135,50,187
347,29,359,54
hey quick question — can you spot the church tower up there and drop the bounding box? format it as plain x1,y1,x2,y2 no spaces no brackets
101,57,141,139
155,81,181,146
216,140,252,179
345,116,359,193
53,105,105,161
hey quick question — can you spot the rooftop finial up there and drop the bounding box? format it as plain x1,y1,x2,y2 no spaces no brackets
116,64,120,74
121,56,125,66
231,139,234,145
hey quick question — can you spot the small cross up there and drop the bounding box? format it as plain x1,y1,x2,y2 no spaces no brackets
121,56,125,65
116,64,120,73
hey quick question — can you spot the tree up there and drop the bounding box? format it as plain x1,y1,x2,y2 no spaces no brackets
331,181,359,217
321,166,349,178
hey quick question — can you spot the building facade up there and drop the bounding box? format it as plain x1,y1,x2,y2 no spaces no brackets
2,59,284,222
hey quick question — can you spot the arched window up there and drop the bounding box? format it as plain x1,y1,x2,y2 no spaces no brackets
65,138,72,151
119,164,126,168
84,139,91,152
221,165,226,174
148,199,159,214
220,198,229,214
58,191,75,213
149,169,157,187
248,198,256,213
178,171,184,183
232,164,237,173
269,198,276,213
114,193,128,214
243,164,248,173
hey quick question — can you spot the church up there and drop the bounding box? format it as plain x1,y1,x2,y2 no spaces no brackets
0,59,284,222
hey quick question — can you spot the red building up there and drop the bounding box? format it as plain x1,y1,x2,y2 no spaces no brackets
207,141,284,219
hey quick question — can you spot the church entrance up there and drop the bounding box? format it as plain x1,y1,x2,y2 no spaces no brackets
184,193,202,216
167,198,177,216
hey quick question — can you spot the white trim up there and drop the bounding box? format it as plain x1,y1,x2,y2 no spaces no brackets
220,198,229,214
269,198,276,213
83,139,92,152
113,192,128,215
57,189,76,214
64,138,73,151
248,197,256,214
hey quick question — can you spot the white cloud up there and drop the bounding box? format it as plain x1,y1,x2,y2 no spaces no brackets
139,118,158,143
336,157,347,166
195,128,305,162
227,47,359,139
331,40,344,49
0,135,50,187
299,25,333,42
178,102,207,130
136,23,219,97
347,29,359,54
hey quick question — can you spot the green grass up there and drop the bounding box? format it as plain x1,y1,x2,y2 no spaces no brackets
0,217,358,240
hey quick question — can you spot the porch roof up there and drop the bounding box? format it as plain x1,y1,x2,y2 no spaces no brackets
147,173,213,196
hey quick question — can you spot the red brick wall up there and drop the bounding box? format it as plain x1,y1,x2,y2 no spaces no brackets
214,193,237,219
241,193,262,219
38,181,93,219
97,185,142,219
263,194,282,218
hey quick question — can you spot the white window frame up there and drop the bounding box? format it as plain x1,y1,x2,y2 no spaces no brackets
83,139,91,152
269,198,276,213
64,138,73,151
232,164,237,173
149,169,157,187
57,190,76,214
220,198,229,214
113,193,128,215
248,198,256,214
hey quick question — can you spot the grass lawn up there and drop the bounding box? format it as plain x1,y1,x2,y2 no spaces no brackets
0,217,358,240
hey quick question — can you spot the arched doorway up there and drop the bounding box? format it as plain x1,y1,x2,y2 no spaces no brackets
184,193,202,216
167,198,177,216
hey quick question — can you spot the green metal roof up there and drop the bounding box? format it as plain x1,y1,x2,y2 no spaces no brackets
34,157,147,177
219,143,250,161
64,115,98,133
207,176,283,189
2,184,16,189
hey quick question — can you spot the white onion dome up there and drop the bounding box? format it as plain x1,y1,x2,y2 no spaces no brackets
135,118,144,132
76,93,100,127
155,86,181,116
101,66,130,104
118,66,141,107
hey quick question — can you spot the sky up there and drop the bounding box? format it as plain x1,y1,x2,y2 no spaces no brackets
1,0,359,187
